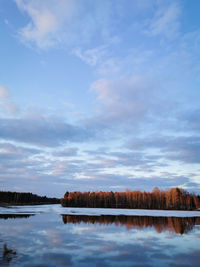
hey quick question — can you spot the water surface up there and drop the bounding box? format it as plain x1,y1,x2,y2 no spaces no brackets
0,205,200,266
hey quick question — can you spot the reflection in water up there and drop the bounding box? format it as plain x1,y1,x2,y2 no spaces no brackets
0,214,34,220
0,243,17,266
3,243,17,263
0,207,200,266
62,214,200,234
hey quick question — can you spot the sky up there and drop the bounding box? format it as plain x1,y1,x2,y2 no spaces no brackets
0,0,200,197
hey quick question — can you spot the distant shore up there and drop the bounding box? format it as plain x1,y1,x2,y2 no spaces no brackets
0,202,60,207
0,191,60,206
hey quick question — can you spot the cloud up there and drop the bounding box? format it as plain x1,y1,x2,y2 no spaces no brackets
91,75,159,126
63,101,75,109
53,148,78,158
128,135,200,164
4,102,19,113
0,85,9,99
73,45,107,66
13,0,118,49
0,115,94,147
56,171,196,193
180,109,200,132
14,0,76,48
0,142,41,171
0,136,199,196
146,2,181,38
0,85,19,114
0,142,41,156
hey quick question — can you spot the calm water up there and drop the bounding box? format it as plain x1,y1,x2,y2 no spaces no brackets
0,205,200,266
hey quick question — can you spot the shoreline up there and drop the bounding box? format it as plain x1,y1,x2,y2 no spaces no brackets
0,204,200,217
0,202,60,207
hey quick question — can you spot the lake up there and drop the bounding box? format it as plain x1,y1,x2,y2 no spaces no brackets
0,205,200,266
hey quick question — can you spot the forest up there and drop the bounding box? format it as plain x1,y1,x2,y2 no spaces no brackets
0,191,60,205
61,187,200,210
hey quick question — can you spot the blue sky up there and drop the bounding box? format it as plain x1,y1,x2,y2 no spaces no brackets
0,0,200,197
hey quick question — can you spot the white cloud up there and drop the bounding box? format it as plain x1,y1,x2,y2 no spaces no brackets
73,45,107,66
91,75,157,123
14,0,76,48
146,2,181,38
4,102,19,113
63,101,75,109
0,85,9,99
13,0,121,49
0,85,19,114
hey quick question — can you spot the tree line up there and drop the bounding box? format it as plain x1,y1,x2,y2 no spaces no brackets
0,191,60,205
61,187,200,210
62,214,200,234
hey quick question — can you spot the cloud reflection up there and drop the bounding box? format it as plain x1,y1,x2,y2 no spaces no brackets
62,215,200,235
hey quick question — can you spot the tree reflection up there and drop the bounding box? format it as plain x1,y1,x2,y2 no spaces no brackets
62,215,200,234
0,214,34,220
0,243,17,265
